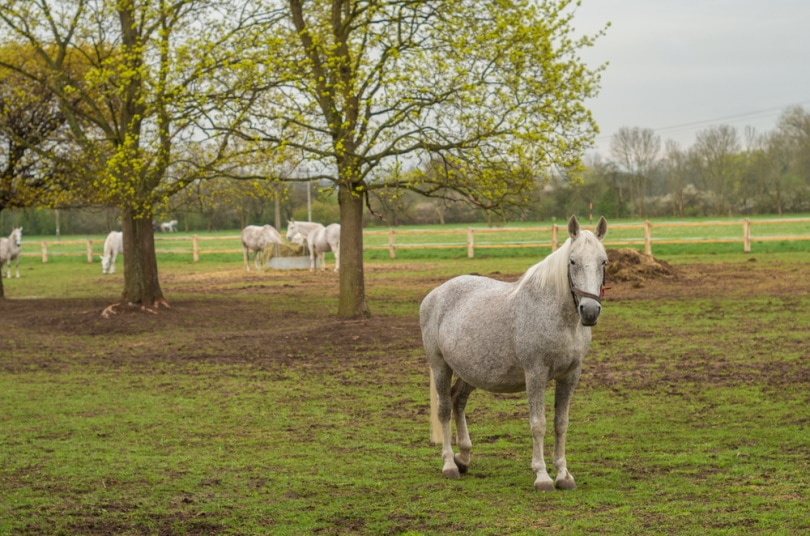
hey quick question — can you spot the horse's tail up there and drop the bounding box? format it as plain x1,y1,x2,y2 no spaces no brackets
429,368,443,444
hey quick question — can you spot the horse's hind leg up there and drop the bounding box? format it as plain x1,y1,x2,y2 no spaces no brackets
451,378,476,473
430,362,462,479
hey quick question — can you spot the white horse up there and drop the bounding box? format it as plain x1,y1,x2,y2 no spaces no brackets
160,220,178,232
421,215,608,491
241,224,284,271
0,227,23,278
99,231,123,274
286,220,340,272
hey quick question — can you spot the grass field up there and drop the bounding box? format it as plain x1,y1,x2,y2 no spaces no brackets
1,244,808,534
12,215,810,267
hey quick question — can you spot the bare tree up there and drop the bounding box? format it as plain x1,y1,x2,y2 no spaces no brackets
609,127,660,217
693,125,740,215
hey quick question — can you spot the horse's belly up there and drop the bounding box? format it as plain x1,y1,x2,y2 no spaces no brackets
440,335,526,393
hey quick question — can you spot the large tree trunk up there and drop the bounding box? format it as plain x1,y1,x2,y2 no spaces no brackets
337,183,370,319
120,207,165,308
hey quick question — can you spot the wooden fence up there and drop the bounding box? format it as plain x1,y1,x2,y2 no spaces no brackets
366,217,810,258
19,217,810,263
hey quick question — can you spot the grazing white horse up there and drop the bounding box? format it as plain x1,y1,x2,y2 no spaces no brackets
421,215,608,491
241,224,284,271
0,227,23,278
160,220,178,232
286,220,340,272
99,231,124,274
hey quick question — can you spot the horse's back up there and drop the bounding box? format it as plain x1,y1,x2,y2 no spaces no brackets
104,231,123,254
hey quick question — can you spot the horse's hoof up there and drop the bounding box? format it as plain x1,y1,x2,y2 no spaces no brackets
454,455,469,474
442,467,461,479
534,479,556,492
555,475,577,490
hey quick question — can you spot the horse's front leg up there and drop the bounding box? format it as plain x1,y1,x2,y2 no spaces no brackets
526,373,555,491
553,370,581,490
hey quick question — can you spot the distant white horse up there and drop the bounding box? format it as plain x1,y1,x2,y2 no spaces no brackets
160,220,178,233
0,227,23,278
100,231,124,274
421,215,608,491
241,224,284,271
286,220,340,272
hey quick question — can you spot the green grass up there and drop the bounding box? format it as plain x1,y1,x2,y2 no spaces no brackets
1,251,808,534
14,215,810,266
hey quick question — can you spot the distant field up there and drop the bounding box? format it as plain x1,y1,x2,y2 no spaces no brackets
12,215,810,266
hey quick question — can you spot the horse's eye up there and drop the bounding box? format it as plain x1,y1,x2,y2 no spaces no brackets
569,259,576,266
601,259,607,266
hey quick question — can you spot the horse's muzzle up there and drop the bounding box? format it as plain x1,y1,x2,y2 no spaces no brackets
578,300,601,326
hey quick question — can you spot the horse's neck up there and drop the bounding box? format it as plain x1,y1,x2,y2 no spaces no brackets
515,282,580,329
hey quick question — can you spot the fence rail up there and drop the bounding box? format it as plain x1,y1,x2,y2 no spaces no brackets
366,217,810,258
16,217,810,263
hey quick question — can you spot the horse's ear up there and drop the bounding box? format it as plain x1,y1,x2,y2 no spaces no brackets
595,216,607,241
567,215,580,240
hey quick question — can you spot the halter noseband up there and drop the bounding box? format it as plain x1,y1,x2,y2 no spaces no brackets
568,263,607,307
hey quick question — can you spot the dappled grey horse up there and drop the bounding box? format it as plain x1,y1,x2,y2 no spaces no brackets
100,231,124,275
241,224,284,271
286,220,340,272
0,227,23,278
420,215,608,491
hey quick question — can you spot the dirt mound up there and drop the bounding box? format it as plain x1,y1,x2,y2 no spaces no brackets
606,248,677,284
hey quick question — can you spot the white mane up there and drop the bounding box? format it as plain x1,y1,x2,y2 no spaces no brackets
510,230,604,301
510,238,573,300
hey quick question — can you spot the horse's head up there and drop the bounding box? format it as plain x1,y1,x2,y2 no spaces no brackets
567,215,608,327
289,231,306,246
286,220,297,241
12,227,22,247
100,254,111,274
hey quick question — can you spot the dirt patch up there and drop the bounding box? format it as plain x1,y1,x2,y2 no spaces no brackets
606,248,678,285
1,257,806,385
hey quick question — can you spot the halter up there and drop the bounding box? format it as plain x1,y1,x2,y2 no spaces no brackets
568,263,608,308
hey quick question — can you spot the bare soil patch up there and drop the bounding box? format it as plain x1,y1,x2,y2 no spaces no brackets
1,255,806,384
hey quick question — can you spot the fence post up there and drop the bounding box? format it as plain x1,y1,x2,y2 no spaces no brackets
388,228,396,259
551,224,558,251
41,241,48,263
743,218,751,253
192,235,199,262
644,220,652,255
467,228,474,258
86,239,93,263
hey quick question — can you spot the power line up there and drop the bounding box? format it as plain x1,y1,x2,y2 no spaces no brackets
652,100,810,134
593,99,810,141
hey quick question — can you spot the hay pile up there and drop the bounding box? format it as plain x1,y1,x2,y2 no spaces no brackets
266,242,306,258
606,248,677,284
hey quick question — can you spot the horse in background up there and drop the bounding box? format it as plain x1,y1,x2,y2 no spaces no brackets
160,220,178,232
241,224,284,271
421,215,608,491
0,227,23,278
286,220,340,272
100,231,124,274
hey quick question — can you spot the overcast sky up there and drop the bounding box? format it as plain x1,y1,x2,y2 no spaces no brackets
572,0,810,157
